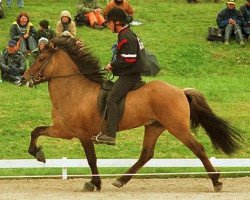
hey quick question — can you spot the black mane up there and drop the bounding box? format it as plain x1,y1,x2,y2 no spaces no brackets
50,36,105,84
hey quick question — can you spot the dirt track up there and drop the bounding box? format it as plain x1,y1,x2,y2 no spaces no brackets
0,177,249,200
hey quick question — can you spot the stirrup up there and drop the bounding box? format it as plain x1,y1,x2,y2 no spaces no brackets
91,132,116,145
91,132,103,144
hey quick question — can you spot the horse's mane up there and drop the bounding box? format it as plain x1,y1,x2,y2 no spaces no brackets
49,36,105,84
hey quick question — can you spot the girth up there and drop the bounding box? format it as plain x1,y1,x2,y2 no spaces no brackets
97,80,145,122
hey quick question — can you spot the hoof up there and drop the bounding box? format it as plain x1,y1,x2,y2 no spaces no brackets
112,179,125,188
213,181,223,192
83,181,96,191
36,150,46,163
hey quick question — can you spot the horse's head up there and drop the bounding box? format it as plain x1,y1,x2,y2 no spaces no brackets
22,45,57,87
22,36,104,87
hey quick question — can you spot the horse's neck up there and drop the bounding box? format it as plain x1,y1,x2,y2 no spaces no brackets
48,76,100,106
47,50,100,109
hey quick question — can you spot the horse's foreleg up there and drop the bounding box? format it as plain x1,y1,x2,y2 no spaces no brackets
80,139,101,191
113,124,165,188
28,126,68,163
28,126,49,162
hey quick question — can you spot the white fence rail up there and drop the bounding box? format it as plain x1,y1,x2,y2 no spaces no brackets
0,158,250,179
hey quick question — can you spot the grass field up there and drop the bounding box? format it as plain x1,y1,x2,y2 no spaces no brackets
0,0,249,176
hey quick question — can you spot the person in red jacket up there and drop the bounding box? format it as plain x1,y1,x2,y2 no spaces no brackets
92,8,145,145
104,0,134,23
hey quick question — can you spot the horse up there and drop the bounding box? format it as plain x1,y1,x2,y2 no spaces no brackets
22,36,242,192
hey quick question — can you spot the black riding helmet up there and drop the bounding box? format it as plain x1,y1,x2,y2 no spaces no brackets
107,8,127,26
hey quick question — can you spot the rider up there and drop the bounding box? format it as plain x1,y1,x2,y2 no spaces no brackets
93,8,145,145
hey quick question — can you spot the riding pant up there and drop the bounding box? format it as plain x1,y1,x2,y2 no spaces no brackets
105,74,141,138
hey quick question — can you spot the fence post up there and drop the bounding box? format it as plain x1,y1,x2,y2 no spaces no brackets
62,157,68,180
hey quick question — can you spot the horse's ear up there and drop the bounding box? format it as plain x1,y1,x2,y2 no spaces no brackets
49,41,57,50
49,41,54,50
76,40,84,50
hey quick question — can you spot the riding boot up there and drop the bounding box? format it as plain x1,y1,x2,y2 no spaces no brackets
94,133,116,145
93,92,118,145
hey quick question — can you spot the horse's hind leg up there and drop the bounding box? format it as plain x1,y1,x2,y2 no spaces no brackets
170,128,222,192
79,139,101,191
113,124,166,188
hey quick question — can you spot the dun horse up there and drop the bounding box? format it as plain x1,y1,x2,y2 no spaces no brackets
22,36,242,192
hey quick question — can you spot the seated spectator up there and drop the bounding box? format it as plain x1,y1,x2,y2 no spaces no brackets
216,0,245,45
29,37,48,65
37,19,56,41
104,0,134,23
10,12,37,54
188,0,220,3
0,40,26,84
77,0,107,30
240,0,250,40
187,0,198,3
0,0,5,19
7,0,24,8
56,10,76,38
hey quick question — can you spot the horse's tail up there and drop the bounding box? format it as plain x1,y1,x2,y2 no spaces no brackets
183,88,243,155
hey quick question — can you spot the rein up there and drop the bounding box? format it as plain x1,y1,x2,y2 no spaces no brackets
47,69,109,80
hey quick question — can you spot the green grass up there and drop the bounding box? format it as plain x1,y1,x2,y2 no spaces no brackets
0,0,249,176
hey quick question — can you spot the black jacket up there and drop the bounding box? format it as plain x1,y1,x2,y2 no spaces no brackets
216,7,244,29
240,4,250,26
111,26,145,76
37,27,56,41
0,49,26,79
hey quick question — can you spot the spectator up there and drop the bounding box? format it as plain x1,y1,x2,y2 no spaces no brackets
10,12,37,55
187,0,198,3
104,0,134,23
188,0,220,3
37,19,56,41
56,10,76,38
29,37,48,65
240,0,250,40
0,40,26,84
36,37,48,51
7,0,24,8
0,0,5,19
77,0,107,30
216,0,245,45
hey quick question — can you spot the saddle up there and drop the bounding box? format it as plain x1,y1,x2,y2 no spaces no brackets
97,80,145,122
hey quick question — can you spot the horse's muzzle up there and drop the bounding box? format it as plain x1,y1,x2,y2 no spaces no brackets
21,76,34,87
21,73,47,88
